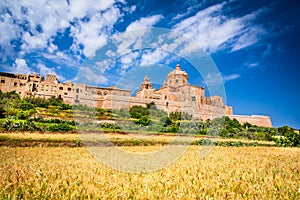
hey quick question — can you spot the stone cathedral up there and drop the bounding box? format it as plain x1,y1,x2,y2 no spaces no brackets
0,64,272,127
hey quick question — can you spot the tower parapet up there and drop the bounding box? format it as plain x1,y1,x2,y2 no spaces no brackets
46,74,59,84
140,74,152,90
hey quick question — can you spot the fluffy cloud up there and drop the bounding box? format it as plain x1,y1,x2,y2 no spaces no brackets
114,15,163,55
12,58,31,74
74,66,108,86
0,0,124,63
120,51,139,73
140,49,168,66
172,2,267,54
126,15,163,31
70,4,121,57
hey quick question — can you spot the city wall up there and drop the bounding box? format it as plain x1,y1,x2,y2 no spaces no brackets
228,115,272,128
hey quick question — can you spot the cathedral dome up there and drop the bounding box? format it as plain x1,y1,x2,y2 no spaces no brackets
168,64,188,77
167,64,188,87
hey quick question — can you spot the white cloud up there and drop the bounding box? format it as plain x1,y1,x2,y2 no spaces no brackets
113,14,163,55
12,58,31,74
122,5,136,14
0,12,22,61
121,51,139,67
68,0,114,19
0,0,126,64
231,26,265,52
222,73,240,82
70,4,120,57
126,15,163,31
41,51,78,68
75,67,108,85
172,2,268,54
247,62,259,68
140,49,168,66
204,72,240,86
95,59,113,73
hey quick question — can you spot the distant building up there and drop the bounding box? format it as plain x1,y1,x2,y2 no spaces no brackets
0,64,272,127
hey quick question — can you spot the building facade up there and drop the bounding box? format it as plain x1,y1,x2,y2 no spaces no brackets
0,64,272,127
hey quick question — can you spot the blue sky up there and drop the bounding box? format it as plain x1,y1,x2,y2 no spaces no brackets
0,0,299,129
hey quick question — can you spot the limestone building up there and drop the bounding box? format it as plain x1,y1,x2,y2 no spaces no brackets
0,64,272,127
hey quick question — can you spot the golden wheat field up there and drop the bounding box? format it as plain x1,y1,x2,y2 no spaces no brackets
0,145,299,199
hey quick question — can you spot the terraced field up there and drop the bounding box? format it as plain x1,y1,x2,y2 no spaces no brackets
0,133,299,199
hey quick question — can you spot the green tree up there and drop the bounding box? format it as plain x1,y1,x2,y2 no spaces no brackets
134,116,152,126
20,101,35,111
160,116,173,127
129,105,149,119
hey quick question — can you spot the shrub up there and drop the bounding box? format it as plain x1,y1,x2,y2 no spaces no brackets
169,111,192,121
23,96,48,108
274,130,300,147
17,109,36,120
134,116,152,126
4,106,19,117
129,106,149,119
0,106,5,118
3,119,40,131
194,139,217,145
98,123,120,129
47,123,74,132
114,109,130,118
19,101,35,111
159,116,173,127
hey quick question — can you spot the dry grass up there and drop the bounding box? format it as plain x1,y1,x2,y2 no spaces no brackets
0,132,275,146
0,146,299,199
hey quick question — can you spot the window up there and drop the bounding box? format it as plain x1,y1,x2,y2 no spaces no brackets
1,79,5,84
68,87,71,91
76,88,79,93
59,86,63,90
14,82,17,87
64,92,68,95
176,79,179,85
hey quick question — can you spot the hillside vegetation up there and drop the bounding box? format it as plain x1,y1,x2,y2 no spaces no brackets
0,91,299,147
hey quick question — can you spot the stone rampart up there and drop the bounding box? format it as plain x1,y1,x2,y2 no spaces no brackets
227,115,272,127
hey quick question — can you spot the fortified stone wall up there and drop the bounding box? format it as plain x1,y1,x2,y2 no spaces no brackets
228,115,272,128
0,65,273,127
